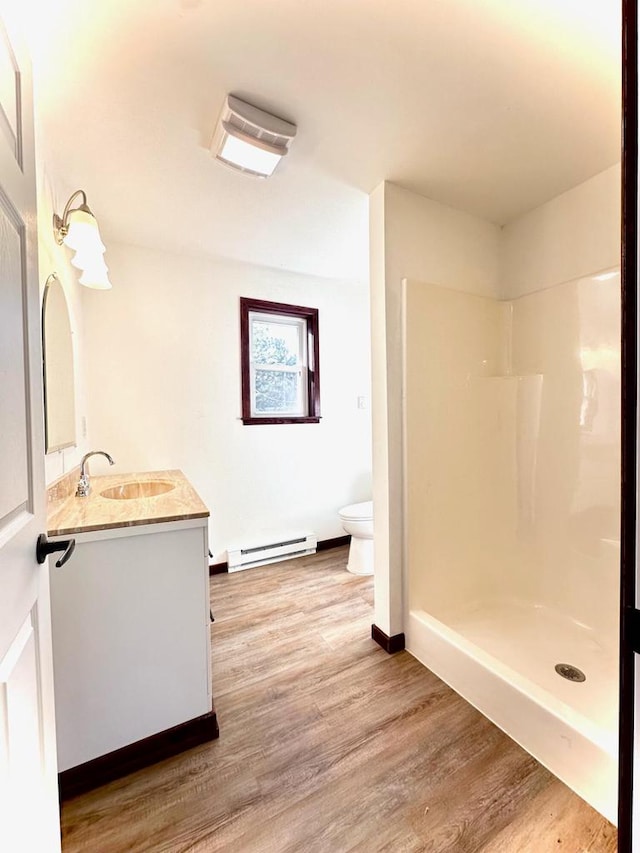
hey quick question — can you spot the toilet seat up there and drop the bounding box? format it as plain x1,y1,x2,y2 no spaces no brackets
338,500,373,522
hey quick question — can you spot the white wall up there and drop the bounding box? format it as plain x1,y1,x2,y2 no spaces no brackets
82,242,372,562
501,164,621,298
369,184,392,636
371,182,501,636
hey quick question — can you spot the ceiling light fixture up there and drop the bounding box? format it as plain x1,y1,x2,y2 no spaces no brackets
53,190,112,290
211,95,297,178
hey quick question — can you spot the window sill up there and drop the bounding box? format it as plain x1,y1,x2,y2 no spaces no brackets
241,416,321,425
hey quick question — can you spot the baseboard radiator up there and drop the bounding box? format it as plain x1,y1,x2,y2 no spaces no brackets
227,534,317,572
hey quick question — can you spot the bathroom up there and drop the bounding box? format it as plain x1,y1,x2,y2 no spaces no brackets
0,0,630,851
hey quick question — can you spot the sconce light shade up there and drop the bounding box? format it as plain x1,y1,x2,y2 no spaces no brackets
79,257,112,290
70,250,90,270
79,268,112,290
211,95,296,178
53,190,112,290
64,210,106,255
70,245,106,270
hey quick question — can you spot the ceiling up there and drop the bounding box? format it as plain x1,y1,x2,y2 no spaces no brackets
13,0,621,282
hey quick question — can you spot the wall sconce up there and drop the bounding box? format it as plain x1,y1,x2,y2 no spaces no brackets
53,190,112,290
210,95,297,178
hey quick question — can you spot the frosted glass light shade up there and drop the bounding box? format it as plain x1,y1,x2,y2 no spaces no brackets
79,270,112,290
63,209,106,254
70,247,105,270
218,131,282,177
79,258,112,290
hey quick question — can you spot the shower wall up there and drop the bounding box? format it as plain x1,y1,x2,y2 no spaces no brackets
404,283,516,615
511,274,620,641
405,271,620,647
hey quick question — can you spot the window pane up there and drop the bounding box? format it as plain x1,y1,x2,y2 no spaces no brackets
240,297,319,424
254,369,300,414
251,319,301,365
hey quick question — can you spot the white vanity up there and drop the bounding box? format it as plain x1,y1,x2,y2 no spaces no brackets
47,468,215,795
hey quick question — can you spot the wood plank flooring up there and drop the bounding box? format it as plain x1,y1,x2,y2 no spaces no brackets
60,547,617,852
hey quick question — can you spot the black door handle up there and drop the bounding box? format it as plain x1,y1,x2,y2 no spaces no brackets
36,533,76,568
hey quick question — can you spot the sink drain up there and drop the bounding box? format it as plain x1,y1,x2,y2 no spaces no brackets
555,663,586,682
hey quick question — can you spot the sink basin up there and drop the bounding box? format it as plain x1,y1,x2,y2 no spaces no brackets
100,480,175,500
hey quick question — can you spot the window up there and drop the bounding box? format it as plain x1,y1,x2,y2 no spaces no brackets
240,297,320,424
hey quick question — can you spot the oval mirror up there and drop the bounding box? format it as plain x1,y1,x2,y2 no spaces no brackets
42,273,76,452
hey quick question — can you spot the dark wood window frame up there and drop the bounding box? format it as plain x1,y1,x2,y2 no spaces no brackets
240,297,321,425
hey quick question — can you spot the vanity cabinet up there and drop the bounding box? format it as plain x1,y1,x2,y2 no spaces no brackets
47,470,214,781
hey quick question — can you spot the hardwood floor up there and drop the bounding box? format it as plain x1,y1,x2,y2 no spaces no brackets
60,547,617,852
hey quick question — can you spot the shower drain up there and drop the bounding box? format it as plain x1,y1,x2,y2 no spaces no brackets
555,663,586,682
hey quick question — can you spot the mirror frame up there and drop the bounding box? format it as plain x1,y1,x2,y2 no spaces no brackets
42,272,77,453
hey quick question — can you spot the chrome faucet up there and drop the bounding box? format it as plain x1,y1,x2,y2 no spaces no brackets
76,450,115,497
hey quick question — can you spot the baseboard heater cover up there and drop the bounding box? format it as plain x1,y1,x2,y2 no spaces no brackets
227,534,317,571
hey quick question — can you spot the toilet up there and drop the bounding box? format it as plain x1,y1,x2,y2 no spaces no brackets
338,500,374,575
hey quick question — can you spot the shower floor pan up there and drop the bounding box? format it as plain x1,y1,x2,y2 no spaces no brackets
407,599,618,824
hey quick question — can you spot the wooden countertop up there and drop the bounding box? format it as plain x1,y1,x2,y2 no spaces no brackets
47,469,209,536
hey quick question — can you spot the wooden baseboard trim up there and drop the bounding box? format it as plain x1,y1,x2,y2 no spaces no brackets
371,624,405,654
317,535,351,551
209,561,228,575
58,707,219,801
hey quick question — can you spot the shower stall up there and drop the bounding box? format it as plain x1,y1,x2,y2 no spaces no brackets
403,271,620,823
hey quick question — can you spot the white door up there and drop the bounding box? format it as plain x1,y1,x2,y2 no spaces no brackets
0,15,61,853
